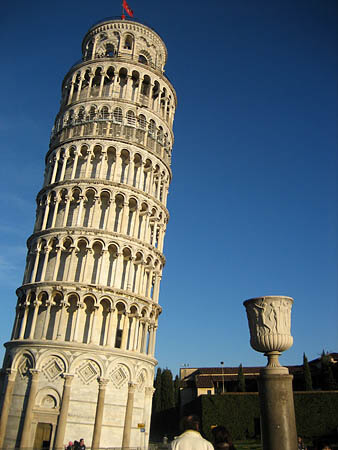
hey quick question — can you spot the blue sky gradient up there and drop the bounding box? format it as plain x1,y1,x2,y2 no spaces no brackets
1,0,337,375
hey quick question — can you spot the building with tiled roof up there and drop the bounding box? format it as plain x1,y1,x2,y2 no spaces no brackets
179,353,338,408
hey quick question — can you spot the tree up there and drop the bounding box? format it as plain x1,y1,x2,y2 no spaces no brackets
303,353,313,391
161,368,175,410
153,367,162,413
320,350,337,390
174,374,180,407
237,364,246,392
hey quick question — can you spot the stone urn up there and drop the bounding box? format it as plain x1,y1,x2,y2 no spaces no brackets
243,296,294,374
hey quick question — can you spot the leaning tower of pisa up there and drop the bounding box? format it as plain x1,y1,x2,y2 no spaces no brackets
0,17,176,449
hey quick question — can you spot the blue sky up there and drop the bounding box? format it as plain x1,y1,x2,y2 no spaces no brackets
1,0,337,376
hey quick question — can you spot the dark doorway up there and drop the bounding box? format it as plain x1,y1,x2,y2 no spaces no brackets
33,423,52,450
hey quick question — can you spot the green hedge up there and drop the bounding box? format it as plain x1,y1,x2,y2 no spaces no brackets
294,392,338,438
182,391,338,441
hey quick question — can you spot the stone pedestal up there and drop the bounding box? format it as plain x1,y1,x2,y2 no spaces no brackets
258,372,297,450
243,296,297,450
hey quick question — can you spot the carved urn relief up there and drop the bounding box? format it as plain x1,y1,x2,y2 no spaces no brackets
243,296,294,374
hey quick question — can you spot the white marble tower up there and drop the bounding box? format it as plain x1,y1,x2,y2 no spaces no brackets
0,17,176,449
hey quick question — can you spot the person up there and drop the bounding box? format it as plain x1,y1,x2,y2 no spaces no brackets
212,426,236,449
170,415,213,449
298,436,307,450
66,441,73,450
320,443,332,450
75,439,85,450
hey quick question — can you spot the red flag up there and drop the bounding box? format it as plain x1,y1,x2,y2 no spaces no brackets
123,0,133,17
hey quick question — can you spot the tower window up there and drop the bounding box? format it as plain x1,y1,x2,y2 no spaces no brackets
106,43,115,57
113,107,122,123
124,35,133,50
126,110,136,126
138,55,148,65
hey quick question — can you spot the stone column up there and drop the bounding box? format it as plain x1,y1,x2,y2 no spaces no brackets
106,198,115,231
71,152,79,179
51,199,60,228
42,300,53,339
40,249,50,281
0,369,17,448
91,378,109,450
66,247,76,281
152,325,158,356
120,313,130,350
127,158,135,185
136,321,144,353
56,300,68,341
98,152,106,179
132,316,140,351
50,156,60,184
258,373,297,450
75,195,84,226
126,257,134,291
141,322,148,353
113,253,123,288
52,247,62,280
76,77,84,101
28,300,40,339
120,203,129,234
122,383,136,449
72,302,84,342
132,207,140,237
137,264,145,295
147,324,154,355
143,387,155,447
85,150,93,177
112,150,122,182
19,303,30,339
98,73,105,97
153,273,162,303
107,307,118,347
144,213,151,242
62,195,71,227
146,269,154,298
67,81,75,105
30,250,40,282
157,225,165,252
59,155,68,182
128,315,136,350
151,222,157,246
86,75,94,99
89,305,99,344
20,369,40,449
90,195,100,228
54,374,74,450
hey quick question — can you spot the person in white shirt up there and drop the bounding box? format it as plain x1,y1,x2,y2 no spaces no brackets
170,415,214,450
